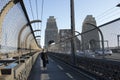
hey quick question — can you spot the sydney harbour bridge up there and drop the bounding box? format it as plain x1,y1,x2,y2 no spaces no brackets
0,0,120,80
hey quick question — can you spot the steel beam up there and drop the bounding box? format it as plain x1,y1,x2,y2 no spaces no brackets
18,20,41,50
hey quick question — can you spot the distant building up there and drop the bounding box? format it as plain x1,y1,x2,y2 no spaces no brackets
59,29,71,53
45,16,58,48
81,15,100,51
59,29,81,53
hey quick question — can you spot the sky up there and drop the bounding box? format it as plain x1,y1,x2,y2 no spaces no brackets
23,0,120,48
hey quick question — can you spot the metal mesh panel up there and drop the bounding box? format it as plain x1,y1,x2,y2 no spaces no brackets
0,0,10,12
21,26,31,42
0,3,27,53
0,2,38,53
100,19,120,48
48,18,120,60
20,25,31,49
26,35,32,48
27,35,33,48
27,35,38,50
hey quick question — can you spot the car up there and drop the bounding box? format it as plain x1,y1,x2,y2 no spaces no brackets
104,49,113,55
95,50,103,55
76,51,84,56
95,49,113,55
84,50,95,58
76,50,95,58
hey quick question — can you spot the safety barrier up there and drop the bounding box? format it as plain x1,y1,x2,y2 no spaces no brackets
49,52,120,80
0,52,39,80
0,0,40,54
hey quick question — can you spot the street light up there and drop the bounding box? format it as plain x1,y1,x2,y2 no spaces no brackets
70,0,76,65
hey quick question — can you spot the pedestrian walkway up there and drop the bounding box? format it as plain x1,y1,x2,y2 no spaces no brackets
27,54,93,80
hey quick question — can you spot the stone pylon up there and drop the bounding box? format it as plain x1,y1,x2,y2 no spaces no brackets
81,15,100,51
44,16,58,48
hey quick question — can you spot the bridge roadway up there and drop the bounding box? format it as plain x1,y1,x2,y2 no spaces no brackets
28,54,94,80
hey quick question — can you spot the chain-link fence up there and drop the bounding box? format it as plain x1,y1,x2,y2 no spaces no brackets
47,17,120,80
0,0,10,12
48,16,120,60
0,0,39,56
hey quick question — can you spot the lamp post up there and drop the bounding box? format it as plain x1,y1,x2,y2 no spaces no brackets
70,0,76,65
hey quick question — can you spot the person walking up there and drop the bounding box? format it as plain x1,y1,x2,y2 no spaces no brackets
40,49,48,69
